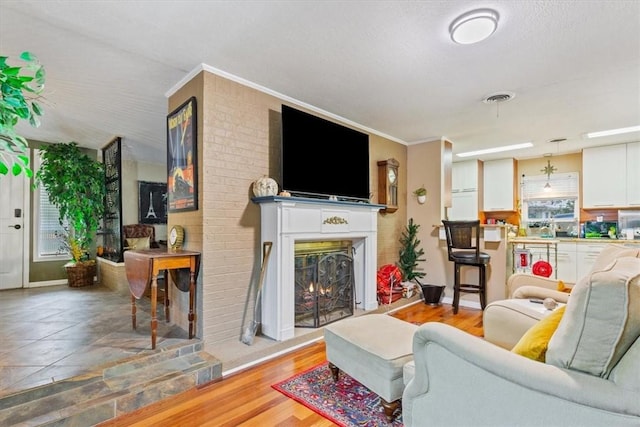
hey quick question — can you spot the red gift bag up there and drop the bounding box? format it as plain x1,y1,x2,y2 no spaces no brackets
377,264,404,304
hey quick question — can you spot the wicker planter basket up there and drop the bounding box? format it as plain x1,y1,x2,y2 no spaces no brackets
65,262,96,287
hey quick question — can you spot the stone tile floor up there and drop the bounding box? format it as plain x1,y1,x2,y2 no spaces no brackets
0,284,190,398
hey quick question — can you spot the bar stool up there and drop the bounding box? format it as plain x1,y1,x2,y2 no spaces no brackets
442,220,491,314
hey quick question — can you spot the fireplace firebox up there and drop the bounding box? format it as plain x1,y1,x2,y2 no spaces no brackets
294,241,354,328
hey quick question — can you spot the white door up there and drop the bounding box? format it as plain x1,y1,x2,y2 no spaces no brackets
0,171,27,289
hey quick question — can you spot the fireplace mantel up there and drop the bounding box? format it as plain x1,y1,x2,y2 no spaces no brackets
254,196,384,341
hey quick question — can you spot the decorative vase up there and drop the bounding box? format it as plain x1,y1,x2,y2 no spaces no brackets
417,194,426,204
252,176,278,197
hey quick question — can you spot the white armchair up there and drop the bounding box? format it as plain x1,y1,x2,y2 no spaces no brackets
507,273,571,302
402,246,640,426
402,322,640,427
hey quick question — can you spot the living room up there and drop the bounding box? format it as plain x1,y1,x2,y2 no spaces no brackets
1,1,639,425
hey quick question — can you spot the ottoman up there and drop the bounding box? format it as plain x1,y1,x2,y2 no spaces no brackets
324,314,418,421
483,298,564,350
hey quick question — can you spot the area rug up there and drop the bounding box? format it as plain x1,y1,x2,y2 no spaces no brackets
272,362,403,426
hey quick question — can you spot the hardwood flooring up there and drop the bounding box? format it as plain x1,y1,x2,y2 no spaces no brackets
99,304,483,427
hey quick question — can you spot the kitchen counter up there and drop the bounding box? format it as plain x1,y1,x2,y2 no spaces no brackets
509,237,640,244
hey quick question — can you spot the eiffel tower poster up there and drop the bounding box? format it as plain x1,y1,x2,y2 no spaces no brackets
138,181,168,225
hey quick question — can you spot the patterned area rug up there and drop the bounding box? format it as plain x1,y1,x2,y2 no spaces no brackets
272,362,403,426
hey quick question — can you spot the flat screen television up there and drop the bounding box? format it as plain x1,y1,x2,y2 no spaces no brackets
281,105,370,201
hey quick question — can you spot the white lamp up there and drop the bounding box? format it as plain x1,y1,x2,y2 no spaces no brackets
450,9,499,45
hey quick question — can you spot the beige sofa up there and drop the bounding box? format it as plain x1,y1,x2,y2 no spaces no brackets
402,244,640,426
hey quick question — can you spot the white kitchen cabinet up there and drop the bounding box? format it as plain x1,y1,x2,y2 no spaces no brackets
483,158,516,211
450,191,479,220
555,242,577,283
576,243,608,279
452,160,480,192
451,160,481,219
626,142,640,207
582,144,627,208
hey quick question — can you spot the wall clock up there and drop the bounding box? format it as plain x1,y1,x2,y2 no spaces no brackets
169,225,185,251
377,158,399,213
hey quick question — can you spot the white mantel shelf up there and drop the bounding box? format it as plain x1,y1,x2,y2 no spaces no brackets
253,196,384,341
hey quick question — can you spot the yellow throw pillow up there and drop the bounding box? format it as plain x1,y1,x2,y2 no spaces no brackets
511,306,566,362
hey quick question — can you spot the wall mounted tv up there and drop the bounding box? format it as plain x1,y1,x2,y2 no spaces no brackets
281,105,370,201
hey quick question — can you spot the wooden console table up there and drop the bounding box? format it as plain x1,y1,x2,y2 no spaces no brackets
124,249,201,349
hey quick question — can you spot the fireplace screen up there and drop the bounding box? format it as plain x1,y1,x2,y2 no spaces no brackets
294,241,354,328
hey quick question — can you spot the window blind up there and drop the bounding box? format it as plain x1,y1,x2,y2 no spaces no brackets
34,150,68,258
521,172,579,200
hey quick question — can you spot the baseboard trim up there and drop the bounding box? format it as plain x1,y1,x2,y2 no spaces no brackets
441,296,482,310
27,279,68,288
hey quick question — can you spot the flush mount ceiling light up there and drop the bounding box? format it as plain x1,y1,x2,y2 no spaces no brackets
457,142,533,158
450,9,499,44
585,125,640,138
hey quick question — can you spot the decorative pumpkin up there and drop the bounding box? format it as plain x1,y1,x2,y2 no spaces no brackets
252,176,278,197
279,190,291,197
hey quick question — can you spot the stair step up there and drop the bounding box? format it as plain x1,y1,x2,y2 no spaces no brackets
0,341,221,426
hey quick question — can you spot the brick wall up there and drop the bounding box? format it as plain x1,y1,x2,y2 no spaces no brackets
168,69,407,352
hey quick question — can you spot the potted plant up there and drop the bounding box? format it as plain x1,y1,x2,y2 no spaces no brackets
397,218,426,298
0,51,45,178
413,186,427,204
35,142,105,286
398,218,444,305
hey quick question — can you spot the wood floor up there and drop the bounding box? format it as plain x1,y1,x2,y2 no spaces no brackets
99,303,483,427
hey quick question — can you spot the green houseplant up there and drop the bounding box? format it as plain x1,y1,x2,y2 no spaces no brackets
397,218,426,282
0,52,45,178
35,142,105,286
413,186,427,204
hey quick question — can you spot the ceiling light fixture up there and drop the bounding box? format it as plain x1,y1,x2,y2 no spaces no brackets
450,9,499,45
457,142,533,158
585,125,640,139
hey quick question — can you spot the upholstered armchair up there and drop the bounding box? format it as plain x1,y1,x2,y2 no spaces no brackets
402,246,640,426
123,224,159,250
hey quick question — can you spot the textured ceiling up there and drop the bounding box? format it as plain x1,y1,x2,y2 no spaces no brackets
1,1,639,165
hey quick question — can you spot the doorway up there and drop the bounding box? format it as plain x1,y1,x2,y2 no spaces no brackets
0,164,29,289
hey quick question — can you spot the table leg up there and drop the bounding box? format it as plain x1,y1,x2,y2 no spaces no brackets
131,294,137,330
164,269,170,322
151,274,158,349
189,263,196,339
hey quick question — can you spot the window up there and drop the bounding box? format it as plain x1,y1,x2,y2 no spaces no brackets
33,150,69,261
521,172,580,230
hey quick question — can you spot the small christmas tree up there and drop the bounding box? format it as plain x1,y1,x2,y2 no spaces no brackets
397,218,426,281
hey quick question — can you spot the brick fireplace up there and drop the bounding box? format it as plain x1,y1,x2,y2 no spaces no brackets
255,196,384,341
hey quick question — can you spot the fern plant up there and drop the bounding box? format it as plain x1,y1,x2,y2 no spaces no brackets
397,218,426,281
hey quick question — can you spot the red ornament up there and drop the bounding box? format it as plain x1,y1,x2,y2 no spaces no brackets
532,260,553,278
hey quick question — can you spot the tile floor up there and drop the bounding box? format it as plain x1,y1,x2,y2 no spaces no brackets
0,284,190,398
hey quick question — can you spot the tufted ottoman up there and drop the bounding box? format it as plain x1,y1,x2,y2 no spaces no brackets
324,314,418,421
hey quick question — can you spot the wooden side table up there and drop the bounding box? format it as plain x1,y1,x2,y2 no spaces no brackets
124,249,201,349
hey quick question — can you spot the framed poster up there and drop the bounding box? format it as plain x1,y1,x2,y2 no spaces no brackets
138,181,167,224
167,96,198,212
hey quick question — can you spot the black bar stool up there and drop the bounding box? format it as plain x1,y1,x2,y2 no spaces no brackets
442,220,491,314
